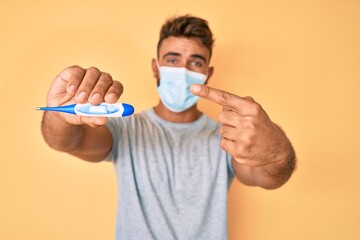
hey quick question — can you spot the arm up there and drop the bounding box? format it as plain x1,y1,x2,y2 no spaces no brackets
40,66,123,162
41,111,113,162
231,127,296,189
191,84,296,189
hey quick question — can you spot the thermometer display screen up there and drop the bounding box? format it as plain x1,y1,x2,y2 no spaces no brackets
88,106,107,114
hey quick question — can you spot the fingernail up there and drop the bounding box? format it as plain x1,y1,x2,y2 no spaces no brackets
191,84,201,93
76,92,86,101
91,93,101,102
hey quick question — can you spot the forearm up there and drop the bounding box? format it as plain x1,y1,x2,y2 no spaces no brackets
41,111,85,152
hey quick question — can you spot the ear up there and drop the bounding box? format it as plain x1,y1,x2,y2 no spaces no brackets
151,58,159,79
151,58,160,86
204,66,214,85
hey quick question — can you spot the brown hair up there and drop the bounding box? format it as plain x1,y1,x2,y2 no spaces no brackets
157,15,215,60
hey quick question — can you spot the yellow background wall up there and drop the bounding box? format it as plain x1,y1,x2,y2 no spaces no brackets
1,0,359,239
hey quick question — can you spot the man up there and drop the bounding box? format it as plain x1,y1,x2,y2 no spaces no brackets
41,15,296,240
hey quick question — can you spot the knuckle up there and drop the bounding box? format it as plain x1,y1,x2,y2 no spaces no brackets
112,81,124,92
87,66,100,74
220,91,231,104
220,139,228,151
218,112,225,123
243,118,256,130
219,126,228,136
244,96,255,102
218,126,224,135
202,85,210,96
252,102,262,115
101,72,113,83
61,65,84,79
69,65,84,74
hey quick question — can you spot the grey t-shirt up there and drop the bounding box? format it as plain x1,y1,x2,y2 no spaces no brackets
105,108,234,240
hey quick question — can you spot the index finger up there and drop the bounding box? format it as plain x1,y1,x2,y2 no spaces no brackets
190,84,246,111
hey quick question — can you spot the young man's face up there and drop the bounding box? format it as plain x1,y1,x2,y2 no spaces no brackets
152,36,214,82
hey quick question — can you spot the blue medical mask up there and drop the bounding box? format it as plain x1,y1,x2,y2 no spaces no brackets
157,65,207,113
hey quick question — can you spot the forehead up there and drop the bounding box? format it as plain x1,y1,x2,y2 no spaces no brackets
158,36,210,61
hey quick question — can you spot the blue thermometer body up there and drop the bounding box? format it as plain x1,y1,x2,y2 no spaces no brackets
36,102,134,117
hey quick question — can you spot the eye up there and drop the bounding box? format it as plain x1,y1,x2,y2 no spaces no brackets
166,58,178,65
191,61,203,67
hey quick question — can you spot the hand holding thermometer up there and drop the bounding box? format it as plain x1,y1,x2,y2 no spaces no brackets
36,102,134,117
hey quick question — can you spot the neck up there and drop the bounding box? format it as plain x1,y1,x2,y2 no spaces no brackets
153,101,202,123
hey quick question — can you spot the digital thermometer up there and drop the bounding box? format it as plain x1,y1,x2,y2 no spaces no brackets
36,102,134,117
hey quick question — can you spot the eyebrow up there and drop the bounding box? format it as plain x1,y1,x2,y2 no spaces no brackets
162,52,208,63
162,52,181,58
191,54,207,63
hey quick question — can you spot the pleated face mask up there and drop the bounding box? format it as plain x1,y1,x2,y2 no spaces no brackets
157,66,207,112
